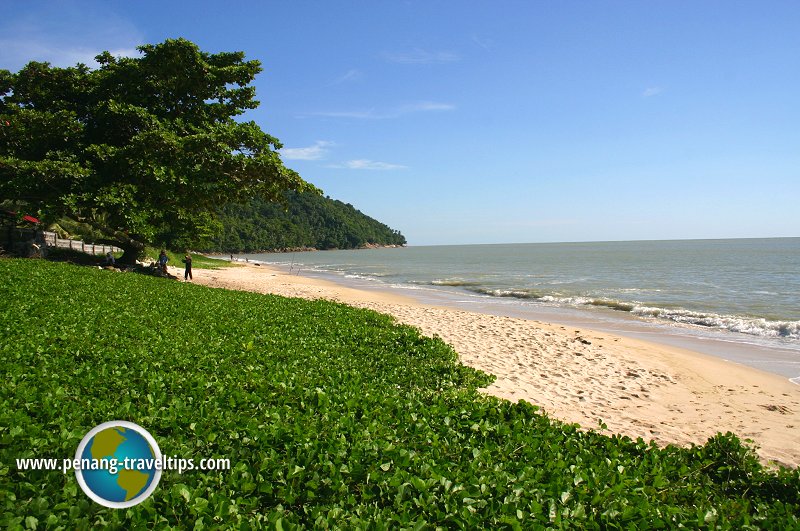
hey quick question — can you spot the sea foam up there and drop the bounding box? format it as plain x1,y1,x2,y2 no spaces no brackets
461,286,800,339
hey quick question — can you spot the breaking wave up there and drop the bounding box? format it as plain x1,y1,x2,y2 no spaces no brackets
468,287,545,299
630,306,800,339
430,279,483,287
459,286,800,339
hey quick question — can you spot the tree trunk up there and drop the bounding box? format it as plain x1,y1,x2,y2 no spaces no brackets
118,240,146,265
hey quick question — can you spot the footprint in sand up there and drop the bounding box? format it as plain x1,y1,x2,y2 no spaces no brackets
759,404,791,414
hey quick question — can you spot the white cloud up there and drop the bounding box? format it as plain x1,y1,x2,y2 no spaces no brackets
383,48,460,64
471,34,494,50
280,141,334,161
398,102,456,113
313,109,382,120
642,86,664,97
330,69,363,85
0,40,141,69
329,159,407,171
311,101,455,120
0,9,143,71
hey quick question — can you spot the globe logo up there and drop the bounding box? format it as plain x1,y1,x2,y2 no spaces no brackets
74,421,162,508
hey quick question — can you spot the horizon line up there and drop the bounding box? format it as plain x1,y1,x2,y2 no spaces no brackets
405,235,800,248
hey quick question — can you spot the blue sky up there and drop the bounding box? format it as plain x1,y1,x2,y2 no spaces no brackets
2,1,798,245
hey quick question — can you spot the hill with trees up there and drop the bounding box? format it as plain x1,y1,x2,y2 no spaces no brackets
208,191,406,253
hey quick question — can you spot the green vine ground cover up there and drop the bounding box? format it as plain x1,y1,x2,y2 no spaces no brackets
1,259,798,529
43,248,229,270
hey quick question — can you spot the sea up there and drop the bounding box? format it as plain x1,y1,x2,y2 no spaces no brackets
239,238,800,383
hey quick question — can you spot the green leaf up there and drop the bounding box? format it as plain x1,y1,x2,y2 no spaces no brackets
0,259,796,529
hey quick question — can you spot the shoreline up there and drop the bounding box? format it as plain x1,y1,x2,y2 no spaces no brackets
278,260,800,382
186,263,800,467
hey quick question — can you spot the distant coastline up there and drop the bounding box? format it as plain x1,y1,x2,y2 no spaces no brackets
205,243,405,256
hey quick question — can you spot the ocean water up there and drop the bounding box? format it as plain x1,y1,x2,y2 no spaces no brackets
242,238,800,380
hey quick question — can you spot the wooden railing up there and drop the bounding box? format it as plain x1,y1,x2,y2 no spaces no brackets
40,231,122,255
2,227,122,255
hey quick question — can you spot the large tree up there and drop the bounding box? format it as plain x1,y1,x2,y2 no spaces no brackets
0,38,313,262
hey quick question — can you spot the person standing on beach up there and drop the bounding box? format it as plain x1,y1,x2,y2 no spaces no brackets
182,253,193,281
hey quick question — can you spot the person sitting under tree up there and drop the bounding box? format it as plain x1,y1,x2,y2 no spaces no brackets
158,250,168,274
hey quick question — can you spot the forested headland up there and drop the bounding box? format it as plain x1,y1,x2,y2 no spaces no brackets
207,191,407,253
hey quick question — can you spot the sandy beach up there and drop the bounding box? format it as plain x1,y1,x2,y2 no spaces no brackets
185,263,800,468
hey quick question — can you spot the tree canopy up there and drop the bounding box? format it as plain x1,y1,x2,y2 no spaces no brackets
0,38,312,261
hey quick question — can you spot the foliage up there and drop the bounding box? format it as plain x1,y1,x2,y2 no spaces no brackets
0,39,313,262
42,247,122,267
207,191,407,253
40,246,227,270
141,247,229,270
1,259,798,528
45,217,109,244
